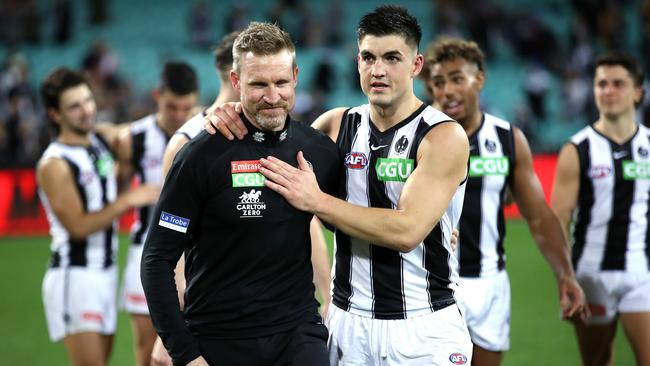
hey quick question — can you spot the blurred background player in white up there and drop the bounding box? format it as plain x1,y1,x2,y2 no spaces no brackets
552,51,650,366
115,61,198,366
37,67,158,366
161,31,241,176
424,36,587,366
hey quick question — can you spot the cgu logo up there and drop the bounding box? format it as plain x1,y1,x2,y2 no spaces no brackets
376,158,414,182
449,353,468,365
232,172,265,187
345,152,369,169
622,161,650,180
468,157,509,177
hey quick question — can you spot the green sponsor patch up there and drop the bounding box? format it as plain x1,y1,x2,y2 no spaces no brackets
232,172,265,187
623,161,650,180
95,155,114,178
469,157,509,177
376,158,414,182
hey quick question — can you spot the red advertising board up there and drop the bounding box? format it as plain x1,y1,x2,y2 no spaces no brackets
0,155,559,236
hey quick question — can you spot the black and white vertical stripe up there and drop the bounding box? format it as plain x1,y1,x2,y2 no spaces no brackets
571,124,650,272
129,115,170,245
38,134,118,269
332,104,465,319
457,113,516,278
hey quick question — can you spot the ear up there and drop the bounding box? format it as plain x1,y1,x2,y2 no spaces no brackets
230,70,241,91
635,85,645,106
293,66,299,86
412,54,424,78
47,107,62,126
152,88,160,103
475,70,486,91
357,53,362,73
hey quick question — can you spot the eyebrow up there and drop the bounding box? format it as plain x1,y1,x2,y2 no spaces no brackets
360,50,403,58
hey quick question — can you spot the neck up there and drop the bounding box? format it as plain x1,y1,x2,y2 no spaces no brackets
594,109,637,144
369,94,422,132
154,113,176,136
459,109,483,136
206,84,239,114
58,129,91,146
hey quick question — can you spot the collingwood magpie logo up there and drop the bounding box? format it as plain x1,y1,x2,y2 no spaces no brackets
638,146,649,158
237,189,266,218
395,135,409,154
485,139,497,152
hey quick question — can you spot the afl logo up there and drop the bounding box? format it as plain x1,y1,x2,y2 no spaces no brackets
449,353,468,364
588,165,612,179
395,135,409,154
345,152,368,169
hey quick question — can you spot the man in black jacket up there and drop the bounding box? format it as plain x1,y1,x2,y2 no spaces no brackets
141,22,340,366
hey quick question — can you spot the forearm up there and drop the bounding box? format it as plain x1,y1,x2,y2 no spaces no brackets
141,247,200,365
314,194,427,252
528,210,575,282
310,220,331,304
65,196,131,239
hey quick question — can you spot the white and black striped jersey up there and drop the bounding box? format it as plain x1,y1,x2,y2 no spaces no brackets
332,104,466,319
570,124,650,273
176,111,205,140
458,113,516,278
38,134,118,269
128,114,170,245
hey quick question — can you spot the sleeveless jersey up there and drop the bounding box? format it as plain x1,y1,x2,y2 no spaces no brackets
458,113,516,277
570,124,650,272
39,134,118,269
332,104,466,319
129,114,170,245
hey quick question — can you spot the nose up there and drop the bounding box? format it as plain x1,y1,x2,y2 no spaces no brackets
371,60,386,78
82,99,95,118
263,85,281,105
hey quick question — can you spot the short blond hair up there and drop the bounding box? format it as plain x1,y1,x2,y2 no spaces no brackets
232,22,296,72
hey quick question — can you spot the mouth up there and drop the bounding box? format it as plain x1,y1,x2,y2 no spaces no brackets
442,100,463,116
370,81,389,92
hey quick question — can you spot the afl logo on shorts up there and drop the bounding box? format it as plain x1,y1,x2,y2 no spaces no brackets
449,353,468,365
345,152,368,169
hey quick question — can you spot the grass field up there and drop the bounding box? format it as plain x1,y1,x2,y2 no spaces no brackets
0,220,635,365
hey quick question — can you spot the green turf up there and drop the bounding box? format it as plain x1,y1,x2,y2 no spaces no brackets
0,221,635,365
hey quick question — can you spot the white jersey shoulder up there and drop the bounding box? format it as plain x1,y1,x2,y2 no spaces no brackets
176,111,205,140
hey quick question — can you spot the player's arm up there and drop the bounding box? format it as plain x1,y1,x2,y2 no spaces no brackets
96,121,128,149
509,128,586,319
310,217,331,316
550,143,581,240
162,134,190,179
36,158,159,239
260,122,468,253
141,146,207,366
310,107,346,141
114,125,135,192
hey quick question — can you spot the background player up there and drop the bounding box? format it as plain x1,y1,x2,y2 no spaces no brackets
424,36,586,366
552,51,650,366
37,67,158,366
115,61,198,366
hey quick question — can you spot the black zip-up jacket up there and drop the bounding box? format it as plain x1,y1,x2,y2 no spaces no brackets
141,115,341,365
